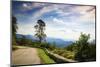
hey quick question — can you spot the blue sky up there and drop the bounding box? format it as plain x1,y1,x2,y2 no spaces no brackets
12,1,96,41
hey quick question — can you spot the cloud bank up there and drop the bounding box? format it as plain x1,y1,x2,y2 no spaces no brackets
12,1,96,41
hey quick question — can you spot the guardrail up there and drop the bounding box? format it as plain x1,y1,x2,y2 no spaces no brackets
44,48,77,63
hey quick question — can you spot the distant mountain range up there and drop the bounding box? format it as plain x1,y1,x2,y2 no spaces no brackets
16,34,73,47
46,37,73,47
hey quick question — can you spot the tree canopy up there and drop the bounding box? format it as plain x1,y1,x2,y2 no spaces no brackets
12,16,18,45
12,16,18,36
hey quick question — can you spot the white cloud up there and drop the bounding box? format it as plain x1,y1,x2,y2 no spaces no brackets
21,3,33,11
17,17,95,41
31,4,75,19
20,2,47,12
74,6,95,22
31,4,60,19
45,26,81,40
23,3,28,7
49,18,95,40
16,3,95,41
53,18,66,25
17,23,35,35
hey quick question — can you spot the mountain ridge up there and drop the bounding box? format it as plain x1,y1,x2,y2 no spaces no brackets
16,34,73,47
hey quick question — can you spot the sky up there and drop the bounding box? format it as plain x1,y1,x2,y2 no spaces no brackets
12,1,96,41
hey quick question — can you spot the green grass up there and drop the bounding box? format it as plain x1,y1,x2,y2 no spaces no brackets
12,45,19,51
37,48,55,64
52,49,75,59
12,45,30,51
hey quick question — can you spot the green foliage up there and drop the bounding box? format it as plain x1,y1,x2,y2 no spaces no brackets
12,37,17,45
74,33,95,61
12,45,19,51
12,16,18,36
64,43,77,52
12,16,18,45
52,49,75,59
46,44,57,51
16,36,34,46
16,36,56,50
37,48,55,64
15,32,96,62
88,44,96,60
64,33,96,61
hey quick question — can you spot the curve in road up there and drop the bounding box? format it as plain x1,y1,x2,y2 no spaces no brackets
12,47,41,65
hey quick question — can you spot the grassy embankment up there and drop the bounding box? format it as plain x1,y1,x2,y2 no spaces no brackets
52,49,75,60
37,48,55,64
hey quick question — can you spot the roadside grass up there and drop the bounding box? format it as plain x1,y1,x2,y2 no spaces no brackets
12,45,19,51
52,49,75,60
37,48,55,64
12,45,30,51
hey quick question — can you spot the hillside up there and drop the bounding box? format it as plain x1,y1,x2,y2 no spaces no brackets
16,34,73,47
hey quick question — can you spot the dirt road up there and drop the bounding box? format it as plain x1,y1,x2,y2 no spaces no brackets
12,47,41,65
